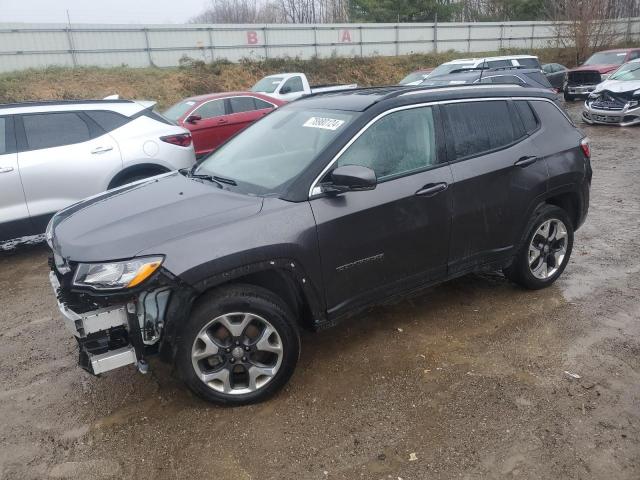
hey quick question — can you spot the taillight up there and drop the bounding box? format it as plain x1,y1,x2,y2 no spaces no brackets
160,133,192,147
580,137,590,158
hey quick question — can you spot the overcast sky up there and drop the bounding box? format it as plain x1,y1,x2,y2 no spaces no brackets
0,0,211,24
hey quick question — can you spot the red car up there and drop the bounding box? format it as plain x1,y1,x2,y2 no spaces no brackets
564,48,640,100
163,92,284,158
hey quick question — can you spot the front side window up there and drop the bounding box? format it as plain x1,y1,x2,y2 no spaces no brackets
442,101,518,161
196,108,356,195
336,107,438,181
194,99,226,119
22,112,91,150
281,77,304,93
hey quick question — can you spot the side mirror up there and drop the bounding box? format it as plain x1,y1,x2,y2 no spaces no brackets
186,114,201,124
327,165,377,193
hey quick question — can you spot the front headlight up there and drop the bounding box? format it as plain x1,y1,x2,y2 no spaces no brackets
73,256,163,290
600,73,610,81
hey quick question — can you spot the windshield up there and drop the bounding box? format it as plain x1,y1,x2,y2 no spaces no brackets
429,63,475,77
609,62,640,81
251,77,284,93
196,107,357,195
399,72,429,84
163,100,197,122
584,51,627,65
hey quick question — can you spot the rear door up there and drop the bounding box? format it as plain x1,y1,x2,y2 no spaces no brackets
310,105,453,315
443,99,548,274
225,96,275,139
0,116,31,241
188,99,229,156
16,111,122,230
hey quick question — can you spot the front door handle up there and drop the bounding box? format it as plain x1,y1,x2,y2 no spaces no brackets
0,166,14,173
514,155,538,167
415,182,448,197
217,118,228,124
91,146,114,154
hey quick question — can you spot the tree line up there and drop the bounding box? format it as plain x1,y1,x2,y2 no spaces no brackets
190,0,640,24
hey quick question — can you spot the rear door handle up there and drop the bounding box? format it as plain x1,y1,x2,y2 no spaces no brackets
415,182,448,197
514,155,538,167
0,166,14,173
91,146,114,154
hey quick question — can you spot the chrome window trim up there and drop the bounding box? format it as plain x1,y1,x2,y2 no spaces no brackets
307,96,564,199
191,95,277,119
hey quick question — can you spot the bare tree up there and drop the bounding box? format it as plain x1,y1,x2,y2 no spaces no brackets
546,0,637,63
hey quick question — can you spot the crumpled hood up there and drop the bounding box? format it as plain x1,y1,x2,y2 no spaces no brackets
51,172,263,262
593,79,640,94
570,64,620,74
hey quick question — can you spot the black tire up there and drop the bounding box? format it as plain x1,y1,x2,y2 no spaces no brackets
504,205,574,290
563,91,575,102
176,284,300,405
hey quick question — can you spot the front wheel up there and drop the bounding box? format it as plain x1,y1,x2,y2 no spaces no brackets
504,205,574,290
176,284,300,405
563,91,575,102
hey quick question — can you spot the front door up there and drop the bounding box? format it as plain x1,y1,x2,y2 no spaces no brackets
0,116,31,241
310,105,453,315
188,98,231,156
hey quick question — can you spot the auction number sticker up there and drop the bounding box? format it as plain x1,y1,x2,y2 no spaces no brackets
303,117,345,130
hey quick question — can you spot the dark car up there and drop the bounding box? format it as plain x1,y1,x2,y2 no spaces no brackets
419,67,555,92
163,92,284,158
47,85,592,405
542,63,568,91
564,48,640,101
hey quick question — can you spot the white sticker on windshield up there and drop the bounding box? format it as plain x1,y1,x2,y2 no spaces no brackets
303,117,345,130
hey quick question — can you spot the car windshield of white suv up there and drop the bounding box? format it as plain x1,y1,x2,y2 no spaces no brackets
430,63,475,77
163,100,197,122
252,77,284,93
609,62,640,81
195,108,356,195
584,51,627,65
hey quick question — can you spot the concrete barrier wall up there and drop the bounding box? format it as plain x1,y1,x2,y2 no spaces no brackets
1,18,639,72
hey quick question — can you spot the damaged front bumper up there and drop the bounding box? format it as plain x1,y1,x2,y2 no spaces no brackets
49,269,173,376
582,102,640,126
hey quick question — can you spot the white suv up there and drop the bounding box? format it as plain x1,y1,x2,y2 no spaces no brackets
0,99,195,242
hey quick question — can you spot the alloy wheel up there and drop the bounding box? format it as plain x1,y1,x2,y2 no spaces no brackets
528,218,568,280
191,312,284,395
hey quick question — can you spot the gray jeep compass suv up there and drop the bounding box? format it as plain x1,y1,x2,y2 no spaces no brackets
47,85,592,405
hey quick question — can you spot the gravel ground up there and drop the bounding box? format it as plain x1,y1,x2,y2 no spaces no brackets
0,102,638,480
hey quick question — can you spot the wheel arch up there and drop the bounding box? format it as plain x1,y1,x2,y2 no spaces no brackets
108,163,171,189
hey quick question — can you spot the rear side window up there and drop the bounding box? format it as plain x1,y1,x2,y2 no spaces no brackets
514,101,539,134
22,113,91,150
524,71,552,88
85,110,130,132
442,101,518,160
229,97,257,114
254,98,275,110
517,58,541,69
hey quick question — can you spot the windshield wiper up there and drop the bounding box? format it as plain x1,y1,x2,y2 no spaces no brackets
180,167,224,188
211,175,237,186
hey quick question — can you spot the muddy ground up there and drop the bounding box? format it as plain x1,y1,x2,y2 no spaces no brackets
0,102,638,480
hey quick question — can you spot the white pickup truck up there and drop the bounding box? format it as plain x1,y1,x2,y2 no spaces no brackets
251,73,357,101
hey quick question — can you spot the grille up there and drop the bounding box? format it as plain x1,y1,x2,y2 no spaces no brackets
568,71,601,86
591,91,631,111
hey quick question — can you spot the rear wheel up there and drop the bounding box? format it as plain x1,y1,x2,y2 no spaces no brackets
176,284,300,405
504,205,574,290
